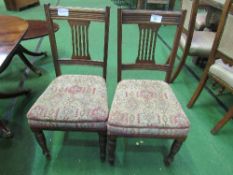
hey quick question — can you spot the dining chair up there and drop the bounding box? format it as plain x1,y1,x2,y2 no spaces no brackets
195,1,209,31
170,0,216,83
187,0,233,134
107,8,190,166
27,4,110,160
137,0,175,10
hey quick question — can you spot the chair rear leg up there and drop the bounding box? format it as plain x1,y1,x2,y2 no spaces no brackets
164,138,185,166
33,129,50,160
211,106,233,134
108,135,117,165
170,51,189,83
98,131,107,162
187,73,209,108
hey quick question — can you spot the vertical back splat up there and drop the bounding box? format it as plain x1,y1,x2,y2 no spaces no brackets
68,20,91,60
136,24,160,64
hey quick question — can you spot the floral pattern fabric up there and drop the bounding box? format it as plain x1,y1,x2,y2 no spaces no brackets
107,80,190,137
27,75,108,129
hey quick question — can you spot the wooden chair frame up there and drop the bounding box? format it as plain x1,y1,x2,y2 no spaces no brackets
29,4,110,160
108,8,187,166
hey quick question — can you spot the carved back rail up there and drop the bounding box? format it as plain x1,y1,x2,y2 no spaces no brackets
44,5,110,79
118,9,186,82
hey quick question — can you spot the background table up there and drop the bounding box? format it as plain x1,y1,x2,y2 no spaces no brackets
0,15,30,138
19,20,59,58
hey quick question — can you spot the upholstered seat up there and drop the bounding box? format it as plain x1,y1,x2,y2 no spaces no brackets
180,31,215,57
209,59,233,89
108,80,190,137
27,75,108,129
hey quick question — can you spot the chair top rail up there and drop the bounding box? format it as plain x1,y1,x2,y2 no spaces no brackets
121,9,186,25
48,6,108,22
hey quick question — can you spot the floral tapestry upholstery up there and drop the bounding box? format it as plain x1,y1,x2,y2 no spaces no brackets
27,75,108,130
107,80,190,137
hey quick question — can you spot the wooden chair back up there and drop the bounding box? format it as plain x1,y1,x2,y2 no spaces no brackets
181,0,199,34
214,4,233,65
44,4,110,79
117,9,186,82
206,0,233,91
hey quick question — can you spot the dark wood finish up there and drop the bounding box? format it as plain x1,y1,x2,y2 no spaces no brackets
0,16,43,76
33,130,51,159
187,0,233,134
99,131,107,162
117,9,186,83
4,0,39,11
0,16,28,70
23,20,59,40
30,4,110,160
164,138,185,166
108,8,186,166
68,20,91,60
137,0,176,10
45,5,110,79
108,135,117,165
211,106,233,134
19,20,59,63
0,15,31,137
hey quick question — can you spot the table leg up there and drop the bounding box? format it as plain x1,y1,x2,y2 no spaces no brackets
0,89,30,99
15,45,42,76
18,44,47,57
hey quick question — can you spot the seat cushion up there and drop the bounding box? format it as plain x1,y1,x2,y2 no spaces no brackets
209,59,233,89
107,80,190,137
27,75,108,130
180,31,215,57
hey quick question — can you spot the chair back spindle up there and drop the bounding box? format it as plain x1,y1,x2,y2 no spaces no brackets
137,24,160,64
68,20,90,60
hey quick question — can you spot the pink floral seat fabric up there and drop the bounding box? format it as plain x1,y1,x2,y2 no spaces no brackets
27,75,108,130
108,80,190,137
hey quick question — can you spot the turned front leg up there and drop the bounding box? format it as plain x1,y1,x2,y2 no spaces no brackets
33,129,51,160
108,135,117,165
98,131,107,162
164,138,185,166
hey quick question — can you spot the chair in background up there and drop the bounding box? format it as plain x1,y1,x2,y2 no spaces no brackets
195,1,209,31
170,0,216,83
187,0,233,134
27,4,110,160
107,9,190,166
137,0,175,10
